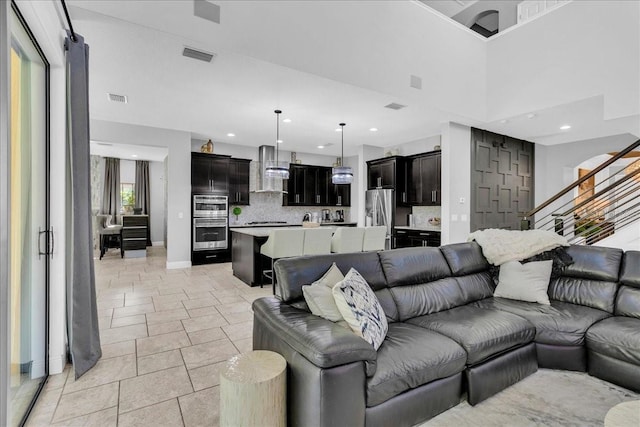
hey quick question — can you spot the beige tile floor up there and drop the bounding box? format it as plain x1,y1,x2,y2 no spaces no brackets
27,246,271,426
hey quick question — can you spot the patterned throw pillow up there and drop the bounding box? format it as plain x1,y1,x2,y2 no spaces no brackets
302,263,345,322
332,268,388,350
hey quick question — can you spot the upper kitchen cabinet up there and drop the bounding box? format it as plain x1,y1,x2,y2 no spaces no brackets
191,153,230,194
229,158,251,205
408,151,441,206
331,184,351,207
285,164,350,206
367,156,408,205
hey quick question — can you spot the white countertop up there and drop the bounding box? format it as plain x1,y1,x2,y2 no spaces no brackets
232,226,342,237
395,225,441,232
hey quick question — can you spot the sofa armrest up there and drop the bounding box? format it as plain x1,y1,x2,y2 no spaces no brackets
252,297,377,372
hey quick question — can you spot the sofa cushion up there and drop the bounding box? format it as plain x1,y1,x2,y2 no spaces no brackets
494,260,553,305
274,251,386,303
440,242,490,276
586,316,640,366
616,286,640,319
379,247,451,287
391,272,495,321
473,298,610,346
548,277,618,313
620,250,640,289
366,323,466,407
407,305,535,365
561,245,622,282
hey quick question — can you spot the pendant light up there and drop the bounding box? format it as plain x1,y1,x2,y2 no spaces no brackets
264,109,290,179
332,122,353,184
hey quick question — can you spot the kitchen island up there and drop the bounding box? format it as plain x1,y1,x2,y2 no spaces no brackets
231,223,356,286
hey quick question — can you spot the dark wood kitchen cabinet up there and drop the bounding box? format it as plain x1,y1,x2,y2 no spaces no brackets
394,228,441,248
285,164,350,206
191,153,230,194
367,156,408,205
229,158,250,205
408,151,441,206
331,184,350,206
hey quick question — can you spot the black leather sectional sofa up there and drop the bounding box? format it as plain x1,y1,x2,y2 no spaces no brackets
252,242,640,427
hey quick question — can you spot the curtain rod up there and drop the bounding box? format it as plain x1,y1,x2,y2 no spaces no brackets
60,0,77,42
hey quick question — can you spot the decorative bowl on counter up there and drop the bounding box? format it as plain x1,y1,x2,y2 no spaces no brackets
428,217,441,226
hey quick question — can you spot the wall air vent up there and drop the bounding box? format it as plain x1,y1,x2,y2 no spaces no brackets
384,103,407,110
107,93,128,103
182,47,216,63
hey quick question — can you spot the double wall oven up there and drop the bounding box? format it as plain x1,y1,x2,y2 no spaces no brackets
193,195,228,251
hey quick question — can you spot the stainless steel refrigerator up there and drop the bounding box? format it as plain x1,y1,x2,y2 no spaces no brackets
365,189,395,250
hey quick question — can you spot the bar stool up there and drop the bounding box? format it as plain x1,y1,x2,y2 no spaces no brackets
362,226,387,251
260,229,305,294
302,228,333,255
330,227,365,253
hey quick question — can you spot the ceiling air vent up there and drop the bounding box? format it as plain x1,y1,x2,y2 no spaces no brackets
183,47,216,63
410,75,422,90
384,103,407,110
107,93,128,103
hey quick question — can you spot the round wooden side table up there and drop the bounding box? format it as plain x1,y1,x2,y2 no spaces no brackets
604,400,640,427
220,350,287,427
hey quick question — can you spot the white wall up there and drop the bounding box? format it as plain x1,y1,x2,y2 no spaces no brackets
149,161,165,245
487,1,640,122
91,119,191,268
441,122,472,244
387,135,441,157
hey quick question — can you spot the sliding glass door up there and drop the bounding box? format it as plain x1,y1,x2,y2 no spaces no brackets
2,2,50,426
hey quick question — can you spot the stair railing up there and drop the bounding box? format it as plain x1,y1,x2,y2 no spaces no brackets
521,138,640,245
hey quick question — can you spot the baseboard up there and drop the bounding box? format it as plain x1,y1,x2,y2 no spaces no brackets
152,241,164,247
166,260,192,269
49,354,67,375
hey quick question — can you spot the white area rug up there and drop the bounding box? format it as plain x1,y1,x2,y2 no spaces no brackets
422,369,639,427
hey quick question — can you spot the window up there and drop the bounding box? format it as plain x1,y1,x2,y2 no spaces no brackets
121,182,135,213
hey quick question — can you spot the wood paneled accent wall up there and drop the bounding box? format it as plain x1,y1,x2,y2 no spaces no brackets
470,128,535,232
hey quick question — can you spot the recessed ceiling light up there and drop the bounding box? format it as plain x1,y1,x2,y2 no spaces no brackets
277,139,283,144
282,118,292,123
369,128,378,132
131,154,138,158
527,113,537,119
335,128,342,132
560,124,572,130
317,145,324,149
227,133,235,137
499,119,508,124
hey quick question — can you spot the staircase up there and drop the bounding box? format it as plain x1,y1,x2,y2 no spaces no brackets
521,139,640,250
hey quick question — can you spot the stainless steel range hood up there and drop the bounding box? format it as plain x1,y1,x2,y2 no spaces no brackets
252,145,287,193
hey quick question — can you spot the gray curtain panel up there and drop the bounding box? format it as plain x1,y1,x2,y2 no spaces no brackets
65,31,102,379
102,157,120,221
135,160,151,245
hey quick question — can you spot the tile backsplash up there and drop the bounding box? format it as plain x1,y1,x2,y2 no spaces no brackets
411,206,442,229
229,192,351,225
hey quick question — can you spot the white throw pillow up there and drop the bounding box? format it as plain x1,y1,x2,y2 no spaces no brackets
302,263,345,322
332,268,388,350
494,260,553,305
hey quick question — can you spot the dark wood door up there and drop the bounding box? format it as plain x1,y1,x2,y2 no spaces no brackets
408,157,422,204
332,184,350,206
191,155,212,193
470,128,534,231
420,153,441,206
316,167,331,205
287,165,307,205
210,157,229,193
229,159,250,205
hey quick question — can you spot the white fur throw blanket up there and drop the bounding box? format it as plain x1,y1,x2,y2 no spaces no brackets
468,229,568,266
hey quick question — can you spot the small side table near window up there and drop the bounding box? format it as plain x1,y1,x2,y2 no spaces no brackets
121,214,149,258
